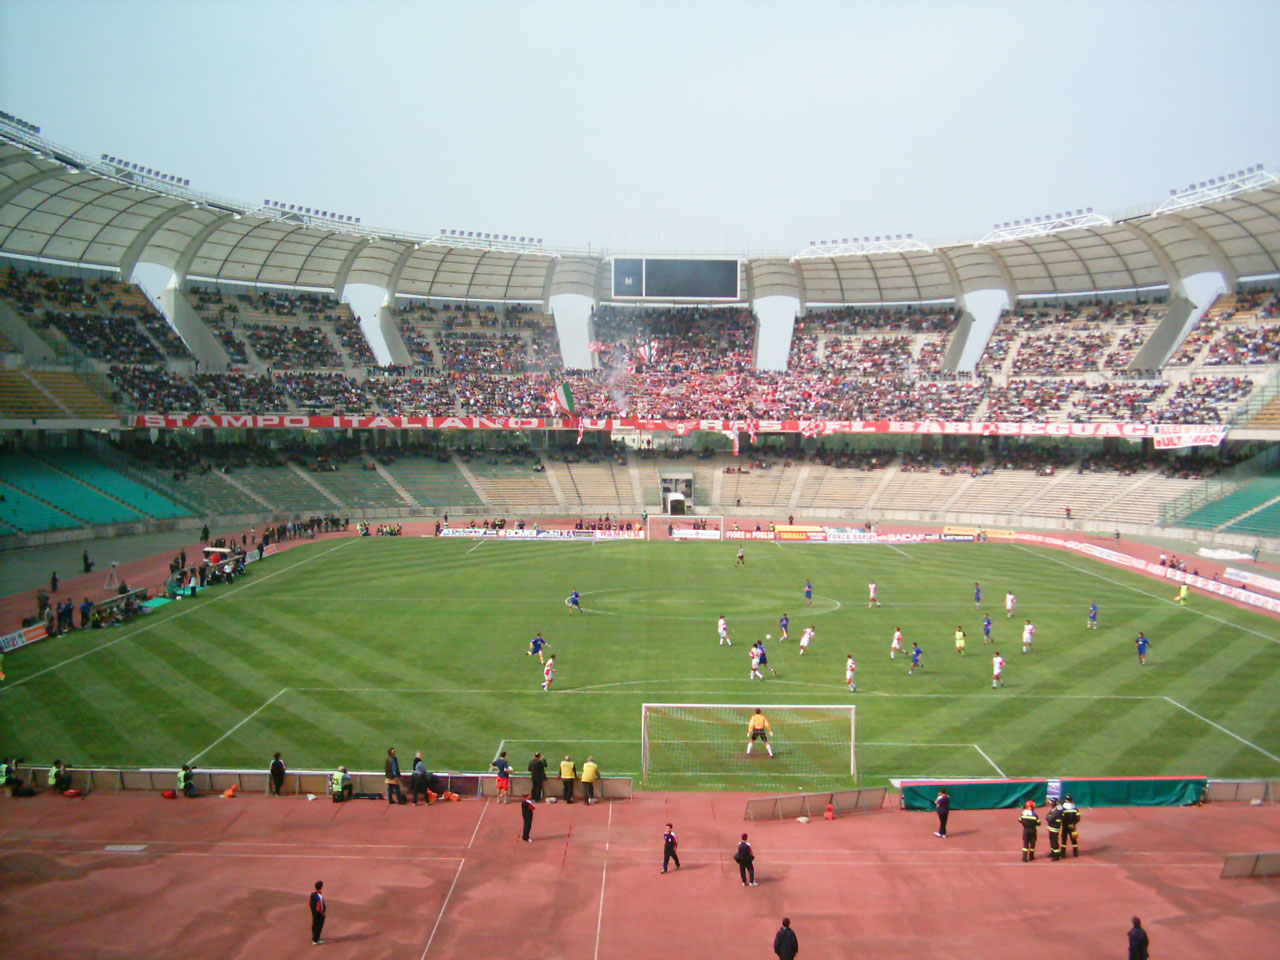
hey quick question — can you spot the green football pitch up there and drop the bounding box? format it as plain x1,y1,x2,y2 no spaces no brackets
3,536,1278,793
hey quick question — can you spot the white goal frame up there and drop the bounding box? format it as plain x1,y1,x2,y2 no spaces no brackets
646,514,726,541
640,702,857,781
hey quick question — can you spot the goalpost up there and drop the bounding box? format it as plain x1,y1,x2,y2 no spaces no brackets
641,703,856,784
646,515,726,540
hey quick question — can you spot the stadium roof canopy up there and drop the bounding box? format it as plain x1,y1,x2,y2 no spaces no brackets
1,128,1277,305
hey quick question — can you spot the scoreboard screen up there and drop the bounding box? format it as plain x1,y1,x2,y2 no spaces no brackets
611,258,739,300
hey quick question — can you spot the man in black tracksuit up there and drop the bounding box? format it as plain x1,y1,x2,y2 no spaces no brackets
1018,801,1039,862
1046,799,1064,861
528,752,547,802
662,824,680,873
1060,795,1081,857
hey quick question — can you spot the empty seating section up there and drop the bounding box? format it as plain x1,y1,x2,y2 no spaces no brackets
721,464,801,509
875,472,970,513
153,470,263,516
232,466,336,512
379,457,481,507
1226,500,1280,536
466,461,560,509
565,461,632,508
28,371,117,417
305,467,404,509
1021,473,1149,520
1249,395,1280,429
1179,473,1280,529
0,369,63,417
948,472,1050,516
0,481,78,532
1092,476,1203,525
793,466,883,512
0,452,143,524
39,451,191,519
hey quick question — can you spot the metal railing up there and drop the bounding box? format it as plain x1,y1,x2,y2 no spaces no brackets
1158,444,1280,526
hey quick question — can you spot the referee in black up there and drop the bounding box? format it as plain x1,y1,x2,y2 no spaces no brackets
662,823,680,873
1018,800,1039,862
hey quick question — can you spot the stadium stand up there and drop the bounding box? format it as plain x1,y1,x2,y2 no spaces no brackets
0,369,65,417
1180,473,1280,529
27,371,117,417
376,453,482,507
0,452,144,525
1225,499,1280,537
0,480,79,532
36,450,191,519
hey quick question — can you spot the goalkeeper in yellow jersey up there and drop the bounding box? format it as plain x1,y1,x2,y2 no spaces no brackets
746,708,774,758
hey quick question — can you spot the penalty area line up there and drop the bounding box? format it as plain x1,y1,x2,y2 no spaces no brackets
188,688,290,765
972,744,1007,777
1162,695,1280,766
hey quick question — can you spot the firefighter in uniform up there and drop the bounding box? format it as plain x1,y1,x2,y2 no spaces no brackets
1060,795,1081,857
1045,798,1064,860
1018,800,1039,862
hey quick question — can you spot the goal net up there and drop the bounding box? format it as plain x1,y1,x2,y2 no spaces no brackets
647,515,725,541
641,703,856,785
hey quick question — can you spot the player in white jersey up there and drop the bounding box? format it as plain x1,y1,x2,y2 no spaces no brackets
718,615,732,646
749,643,764,680
868,582,880,608
890,627,903,659
799,625,814,655
845,655,857,692
542,655,556,691
1005,592,1017,618
1021,620,1035,653
992,652,1005,688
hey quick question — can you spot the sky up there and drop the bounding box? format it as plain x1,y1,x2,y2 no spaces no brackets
3,0,1278,257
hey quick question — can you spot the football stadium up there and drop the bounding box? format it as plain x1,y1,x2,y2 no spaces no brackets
1,4,1279,958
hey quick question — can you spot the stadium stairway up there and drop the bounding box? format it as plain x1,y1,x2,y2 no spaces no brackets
362,454,420,508
449,456,493,507
285,464,346,508
0,369,67,417
538,454,572,510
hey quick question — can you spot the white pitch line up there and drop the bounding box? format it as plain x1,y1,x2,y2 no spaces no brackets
971,744,1007,777
419,858,466,960
468,800,491,849
592,802,613,960
884,543,912,559
9,537,359,689
188,688,289,765
1013,543,1280,643
465,538,487,555
1163,696,1280,765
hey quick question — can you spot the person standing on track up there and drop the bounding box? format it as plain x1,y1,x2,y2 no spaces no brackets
1046,798,1064,860
735,833,757,885
662,823,680,873
384,748,403,805
269,751,285,797
933,787,950,838
773,917,798,960
1060,795,1081,857
581,756,599,804
309,881,326,945
559,755,577,804
490,750,512,803
1018,800,1039,862
520,795,535,842
528,752,547,801
1128,917,1150,960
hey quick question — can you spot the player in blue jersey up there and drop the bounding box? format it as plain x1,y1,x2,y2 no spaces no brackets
1135,632,1151,665
778,613,790,641
528,632,551,663
568,589,581,614
1087,601,1098,630
983,614,993,645
758,636,777,677
974,582,982,609
804,581,813,607
909,642,924,675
